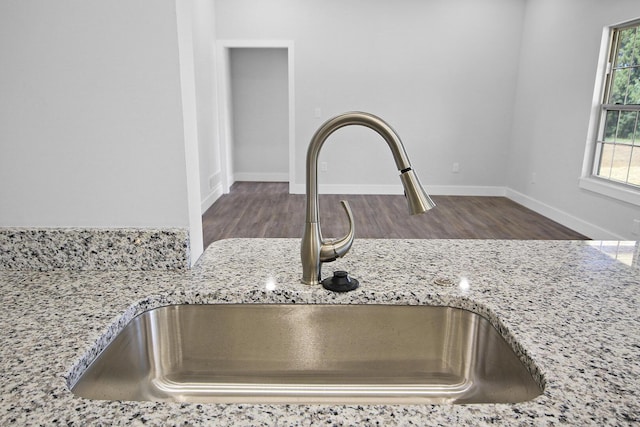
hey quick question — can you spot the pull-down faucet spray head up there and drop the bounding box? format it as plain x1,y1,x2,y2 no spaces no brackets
400,167,436,215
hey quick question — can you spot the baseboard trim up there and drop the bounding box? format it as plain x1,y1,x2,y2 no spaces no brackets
505,188,625,240
427,185,507,197
234,172,289,182
201,183,224,214
289,183,507,196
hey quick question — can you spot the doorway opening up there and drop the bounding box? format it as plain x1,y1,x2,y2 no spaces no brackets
216,41,295,194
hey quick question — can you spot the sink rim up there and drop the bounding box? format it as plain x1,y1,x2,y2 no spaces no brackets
68,302,546,404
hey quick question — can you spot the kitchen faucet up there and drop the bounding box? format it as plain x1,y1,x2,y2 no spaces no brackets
301,111,435,287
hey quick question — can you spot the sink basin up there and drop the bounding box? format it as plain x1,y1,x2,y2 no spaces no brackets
71,304,542,404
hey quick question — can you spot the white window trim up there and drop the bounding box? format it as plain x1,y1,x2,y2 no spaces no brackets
580,20,640,207
579,175,640,205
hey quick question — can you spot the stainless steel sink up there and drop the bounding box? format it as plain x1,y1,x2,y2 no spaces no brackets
71,304,542,404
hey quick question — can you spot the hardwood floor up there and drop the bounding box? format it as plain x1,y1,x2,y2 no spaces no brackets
202,182,588,249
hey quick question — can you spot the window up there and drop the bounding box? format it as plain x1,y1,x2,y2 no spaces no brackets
591,22,640,189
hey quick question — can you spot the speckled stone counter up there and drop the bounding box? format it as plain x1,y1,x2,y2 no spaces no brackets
0,228,190,270
0,238,639,426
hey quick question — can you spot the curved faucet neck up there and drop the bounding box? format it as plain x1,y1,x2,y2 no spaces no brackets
305,112,412,223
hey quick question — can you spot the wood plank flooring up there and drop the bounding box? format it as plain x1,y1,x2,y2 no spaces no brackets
202,182,588,249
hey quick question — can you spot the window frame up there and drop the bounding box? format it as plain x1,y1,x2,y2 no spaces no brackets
580,18,640,206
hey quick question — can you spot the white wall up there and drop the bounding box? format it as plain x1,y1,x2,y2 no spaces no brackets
230,48,289,182
215,0,526,195
507,0,640,239
0,0,190,228
192,0,223,213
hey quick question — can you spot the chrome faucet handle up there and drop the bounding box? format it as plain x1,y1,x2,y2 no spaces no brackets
319,200,355,262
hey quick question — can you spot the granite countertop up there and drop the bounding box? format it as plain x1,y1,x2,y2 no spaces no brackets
0,238,639,426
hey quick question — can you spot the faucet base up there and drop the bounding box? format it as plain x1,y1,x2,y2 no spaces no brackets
321,271,359,292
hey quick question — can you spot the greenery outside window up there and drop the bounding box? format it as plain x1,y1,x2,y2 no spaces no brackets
592,22,640,189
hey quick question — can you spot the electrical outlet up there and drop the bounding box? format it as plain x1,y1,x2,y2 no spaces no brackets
320,162,328,172
531,172,537,184
452,162,460,173
314,107,322,118
632,219,640,235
